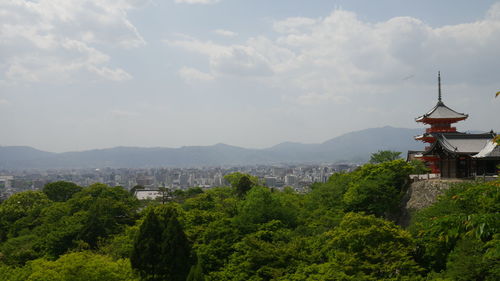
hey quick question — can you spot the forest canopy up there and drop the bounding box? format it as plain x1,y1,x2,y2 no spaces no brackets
0,159,498,280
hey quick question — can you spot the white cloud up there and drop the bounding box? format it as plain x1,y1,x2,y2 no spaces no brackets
178,66,214,83
167,35,291,77
0,0,145,83
0,99,10,106
3,39,132,83
210,45,274,76
273,17,317,34
167,4,500,105
91,66,132,81
214,29,238,37
165,35,230,56
174,0,220,4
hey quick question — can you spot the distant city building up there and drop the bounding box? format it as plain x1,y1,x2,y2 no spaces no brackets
284,175,298,186
179,174,189,187
272,167,286,177
134,189,163,200
1,163,357,199
0,176,14,189
265,176,277,187
136,175,155,187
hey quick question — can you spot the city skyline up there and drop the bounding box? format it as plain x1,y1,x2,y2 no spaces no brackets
1,0,500,152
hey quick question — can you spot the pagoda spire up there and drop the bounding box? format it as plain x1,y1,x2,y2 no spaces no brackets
438,71,442,102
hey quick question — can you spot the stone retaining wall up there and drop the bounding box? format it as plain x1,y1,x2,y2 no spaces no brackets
405,179,465,210
398,179,467,226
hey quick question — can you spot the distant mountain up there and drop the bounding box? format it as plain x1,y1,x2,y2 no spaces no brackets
262,126,424,163
0,146,58,169
0,126,425,169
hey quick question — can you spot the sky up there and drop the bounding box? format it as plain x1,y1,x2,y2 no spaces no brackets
1,0,500,152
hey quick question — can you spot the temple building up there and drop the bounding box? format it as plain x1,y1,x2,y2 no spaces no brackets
410,72,499,178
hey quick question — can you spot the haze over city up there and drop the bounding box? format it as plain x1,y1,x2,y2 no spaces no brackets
1,0,499,153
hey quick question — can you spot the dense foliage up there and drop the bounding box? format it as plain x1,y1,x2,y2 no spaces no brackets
131,205,192,281
369,150,402,164
0,159,498,280
409,181,500,280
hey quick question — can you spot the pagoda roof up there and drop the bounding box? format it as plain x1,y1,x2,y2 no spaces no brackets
415,101,468,122
415,131,465,140
423,132,495,155
473,141,500,158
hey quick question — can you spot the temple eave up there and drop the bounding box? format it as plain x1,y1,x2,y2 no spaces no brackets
415,117,468,124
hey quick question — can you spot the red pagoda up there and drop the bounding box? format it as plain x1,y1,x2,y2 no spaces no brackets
414,72,468,174
411,72,499,178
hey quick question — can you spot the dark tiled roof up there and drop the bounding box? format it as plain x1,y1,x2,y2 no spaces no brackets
424,132,495,155
416,101,468,121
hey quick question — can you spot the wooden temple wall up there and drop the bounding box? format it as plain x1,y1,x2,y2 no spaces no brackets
440,158,457,178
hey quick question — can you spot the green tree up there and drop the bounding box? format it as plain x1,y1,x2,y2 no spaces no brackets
43,181,82,202
130,210,162,281
317,212,423,280
0,264,30,281
212,220,300,281
186,256,205,281
98,224,139,259
181,187,239,244
157,205,192,281
32,183,139,259
185,187,204,197
223,172,259,189
172,187,205,203
235,186,296,232
183,187,237,216
78,197,116,248
0,191,51,241
343,178,399,217
483,234,500,280
409,159,430,174
342,160,413,217
410,181,500,273
0,234,41,266
194,218,241,274
71,184,138,249
235,175,253,197
438,238,499,281
0,251,138,281
369,150,402,163
158,187,171,204
131,205,192,281
301,173,351,233
39,209,86,258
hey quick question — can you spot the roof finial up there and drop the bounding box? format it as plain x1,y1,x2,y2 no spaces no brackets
438,71,442,102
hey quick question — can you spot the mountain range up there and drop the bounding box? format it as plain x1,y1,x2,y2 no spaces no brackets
0,126,425,169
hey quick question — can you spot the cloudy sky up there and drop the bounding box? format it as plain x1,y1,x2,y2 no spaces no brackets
1,0,500,152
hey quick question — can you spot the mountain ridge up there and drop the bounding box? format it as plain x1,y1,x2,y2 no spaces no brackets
0,126,425,169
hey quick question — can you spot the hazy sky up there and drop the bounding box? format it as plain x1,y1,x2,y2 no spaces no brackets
1,0,500,152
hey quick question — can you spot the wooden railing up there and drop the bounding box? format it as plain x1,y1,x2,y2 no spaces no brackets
426,127,456,133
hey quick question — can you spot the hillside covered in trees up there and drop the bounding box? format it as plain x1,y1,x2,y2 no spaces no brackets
0,160,498,280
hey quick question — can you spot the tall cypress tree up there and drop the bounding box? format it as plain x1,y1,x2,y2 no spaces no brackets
187,257,205,281
131,205,192,281
158,206,192,281
130,209,162,281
